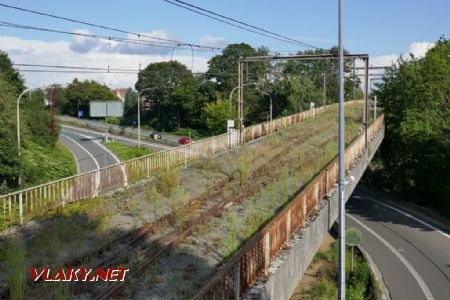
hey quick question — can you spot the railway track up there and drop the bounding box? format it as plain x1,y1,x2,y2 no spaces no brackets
86,122,343,299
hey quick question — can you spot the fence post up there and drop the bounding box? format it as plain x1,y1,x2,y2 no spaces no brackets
234,262,240,299
19,193,23,225
264,232,271,275
94,170,100,197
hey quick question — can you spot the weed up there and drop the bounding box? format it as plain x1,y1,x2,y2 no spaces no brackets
238,155,250,187
147,186,159,219
5,239,26,300
157,168,181,197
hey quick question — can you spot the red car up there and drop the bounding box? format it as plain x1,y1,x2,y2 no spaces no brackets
178,137,192,145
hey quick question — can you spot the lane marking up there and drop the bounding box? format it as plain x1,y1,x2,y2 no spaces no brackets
60,134,100,171
62,129,128,187
347,213,434,300
62,124,173,150
364,198,450,240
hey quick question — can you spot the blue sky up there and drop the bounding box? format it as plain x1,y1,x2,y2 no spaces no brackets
0,0,448,87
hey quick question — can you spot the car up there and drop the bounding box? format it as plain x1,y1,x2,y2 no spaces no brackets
178,137,192,145
150,131,162,140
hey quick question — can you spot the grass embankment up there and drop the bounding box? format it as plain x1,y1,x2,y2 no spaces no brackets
299,241,375,300
21,140,77,187
103,141,155,161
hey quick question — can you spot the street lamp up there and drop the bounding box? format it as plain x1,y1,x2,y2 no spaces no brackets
16,84,56,186
229,82,262,113
338,0,346,299
137,87,152,148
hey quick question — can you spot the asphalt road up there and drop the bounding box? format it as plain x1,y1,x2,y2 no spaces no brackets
59,115,181,145
60,127,121,174
347,186,450,300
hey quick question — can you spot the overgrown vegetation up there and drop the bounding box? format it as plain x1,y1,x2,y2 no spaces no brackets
4,239,26,300
103,140,155,161
303,241,375,300
0,51,76,193
365,37,450,218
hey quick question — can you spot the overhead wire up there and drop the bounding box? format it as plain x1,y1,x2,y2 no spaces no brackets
0,2,223,51
161,0,321,49
0,21,221,52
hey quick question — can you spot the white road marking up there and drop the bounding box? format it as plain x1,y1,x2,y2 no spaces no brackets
365,198,450,240
347,213,434,300
63,129,128,186
62,124,173,150
60,134,100,170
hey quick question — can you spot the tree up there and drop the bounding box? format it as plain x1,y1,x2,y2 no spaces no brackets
0,50,25,94
136,61,202,131
123,88,138,124
63,79,118,117
202,94,236,135
371,37,450,216
0,73,19,190
282,47,362,103
206,43,271,125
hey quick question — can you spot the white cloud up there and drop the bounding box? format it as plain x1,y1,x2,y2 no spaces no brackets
407,42,434,59
0,35,210,88
353,41,435,90
199,35,227,48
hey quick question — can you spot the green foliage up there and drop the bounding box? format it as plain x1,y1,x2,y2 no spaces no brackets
123,88,138,122
103,141,155,161
135,61,203,131
63,78,118,117
156,168,181,197
286,75,322,113
4,239,26,300
21,141,77,188
202,94,236,135
369,37,450,217
0,50,25,94
306,242,375,300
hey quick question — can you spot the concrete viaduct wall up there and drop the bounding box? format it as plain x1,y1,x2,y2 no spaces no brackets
246,125,385,300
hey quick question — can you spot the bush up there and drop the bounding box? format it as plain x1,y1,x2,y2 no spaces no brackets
156,168,181,197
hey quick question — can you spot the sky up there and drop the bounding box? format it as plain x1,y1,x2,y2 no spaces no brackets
0,0,448,88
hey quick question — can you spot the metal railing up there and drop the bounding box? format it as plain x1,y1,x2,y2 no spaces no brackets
0,101,362,227
193,113,385,299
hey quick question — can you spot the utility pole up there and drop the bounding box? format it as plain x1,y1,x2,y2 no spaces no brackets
238,57,244,144
364,58,369,146
338,0,346,299
137,87,152,148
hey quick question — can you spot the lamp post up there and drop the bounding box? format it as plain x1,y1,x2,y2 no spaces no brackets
16,88,31,187
229,82,262,113
137,87,152,148
338,0,346,299
16,84,55,186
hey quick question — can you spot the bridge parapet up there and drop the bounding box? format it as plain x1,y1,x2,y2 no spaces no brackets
193,114,385,299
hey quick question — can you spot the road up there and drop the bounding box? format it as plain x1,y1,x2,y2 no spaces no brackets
60,127,120,174
347,186,450,300
59,115,181,145
60,125,174,174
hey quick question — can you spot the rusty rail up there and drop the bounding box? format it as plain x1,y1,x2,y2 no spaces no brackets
0,101,362,227
193,114,385,299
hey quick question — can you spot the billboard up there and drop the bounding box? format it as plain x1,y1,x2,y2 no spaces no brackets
90,101,123,117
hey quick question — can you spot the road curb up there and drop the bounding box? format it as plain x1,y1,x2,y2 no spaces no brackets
358,245,391,300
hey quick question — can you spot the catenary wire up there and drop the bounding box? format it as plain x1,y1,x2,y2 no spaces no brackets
164,0,320,49
0,2,223,51
161,0,320,49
